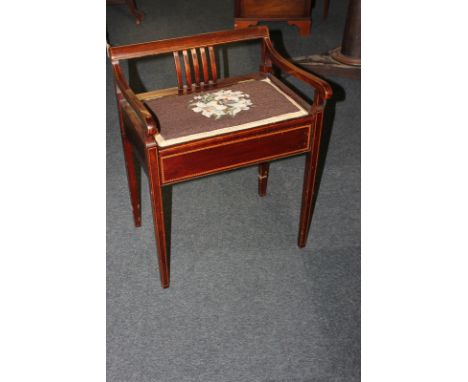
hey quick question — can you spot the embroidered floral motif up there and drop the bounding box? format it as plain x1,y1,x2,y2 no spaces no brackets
189,89,253,119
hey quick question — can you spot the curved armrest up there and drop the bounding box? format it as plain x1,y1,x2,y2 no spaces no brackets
111,63,158,136
263,38,333,101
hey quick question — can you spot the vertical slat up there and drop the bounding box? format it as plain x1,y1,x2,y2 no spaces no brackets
173,51,183,92
208,46,217,84
182,49,192,90
190,48,201,88
260,39,272,74
199,47,210,85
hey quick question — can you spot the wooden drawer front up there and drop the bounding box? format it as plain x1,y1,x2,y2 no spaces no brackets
161,125,311,184
239,0,309,18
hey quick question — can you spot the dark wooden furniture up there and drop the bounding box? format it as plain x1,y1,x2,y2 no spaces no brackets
109,27,332,288
107,0,144,25
323,0,330,20
330,0,360,66
295,0,360,79
234,0,312,36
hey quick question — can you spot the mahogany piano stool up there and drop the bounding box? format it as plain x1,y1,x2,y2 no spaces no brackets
109,26,332,288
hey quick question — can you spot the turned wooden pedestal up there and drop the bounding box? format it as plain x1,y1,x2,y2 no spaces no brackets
294,0,361,79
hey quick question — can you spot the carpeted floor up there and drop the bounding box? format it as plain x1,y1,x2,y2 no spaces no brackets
107,1,360,381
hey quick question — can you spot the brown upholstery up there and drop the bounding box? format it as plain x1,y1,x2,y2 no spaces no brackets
145,78,308,146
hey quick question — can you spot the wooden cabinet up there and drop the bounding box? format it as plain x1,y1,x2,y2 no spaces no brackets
234,0,312,36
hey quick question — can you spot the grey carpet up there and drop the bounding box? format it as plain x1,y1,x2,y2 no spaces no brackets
107,1,360,381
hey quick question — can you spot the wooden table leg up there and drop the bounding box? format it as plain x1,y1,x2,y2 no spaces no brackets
125,0,144,24
107,0,144,24
287,20,311,36
323,0,330,20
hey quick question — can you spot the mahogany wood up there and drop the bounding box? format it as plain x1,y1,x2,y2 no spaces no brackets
160,125,311,184
298,95,324,247
146,146,170,288
182,50,192,90
324,0,330,20
173,46,220,93
235,20,259,29
287,20,311,37
263,38,332,100
200,47,210,85
125,0,144,25
173,52,183,92
258,163,270,197
107,0,144,25
190,48,201,88
109,26,332,288
136,73,262,102
109,28,268,61
121,101,152,156
115,87,141,227
111,62,158,135
208,46,218,84
234,0,312,36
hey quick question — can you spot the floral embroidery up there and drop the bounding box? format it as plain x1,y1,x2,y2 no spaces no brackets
189,89,253,119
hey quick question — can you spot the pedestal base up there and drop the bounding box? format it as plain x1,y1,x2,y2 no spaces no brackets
329,46,361,66
293,47,361,79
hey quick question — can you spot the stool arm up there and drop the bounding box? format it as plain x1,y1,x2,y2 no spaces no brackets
111,62,158,136
263,38,333,102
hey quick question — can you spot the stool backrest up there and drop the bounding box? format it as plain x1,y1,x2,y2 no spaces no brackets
109,27,270,94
